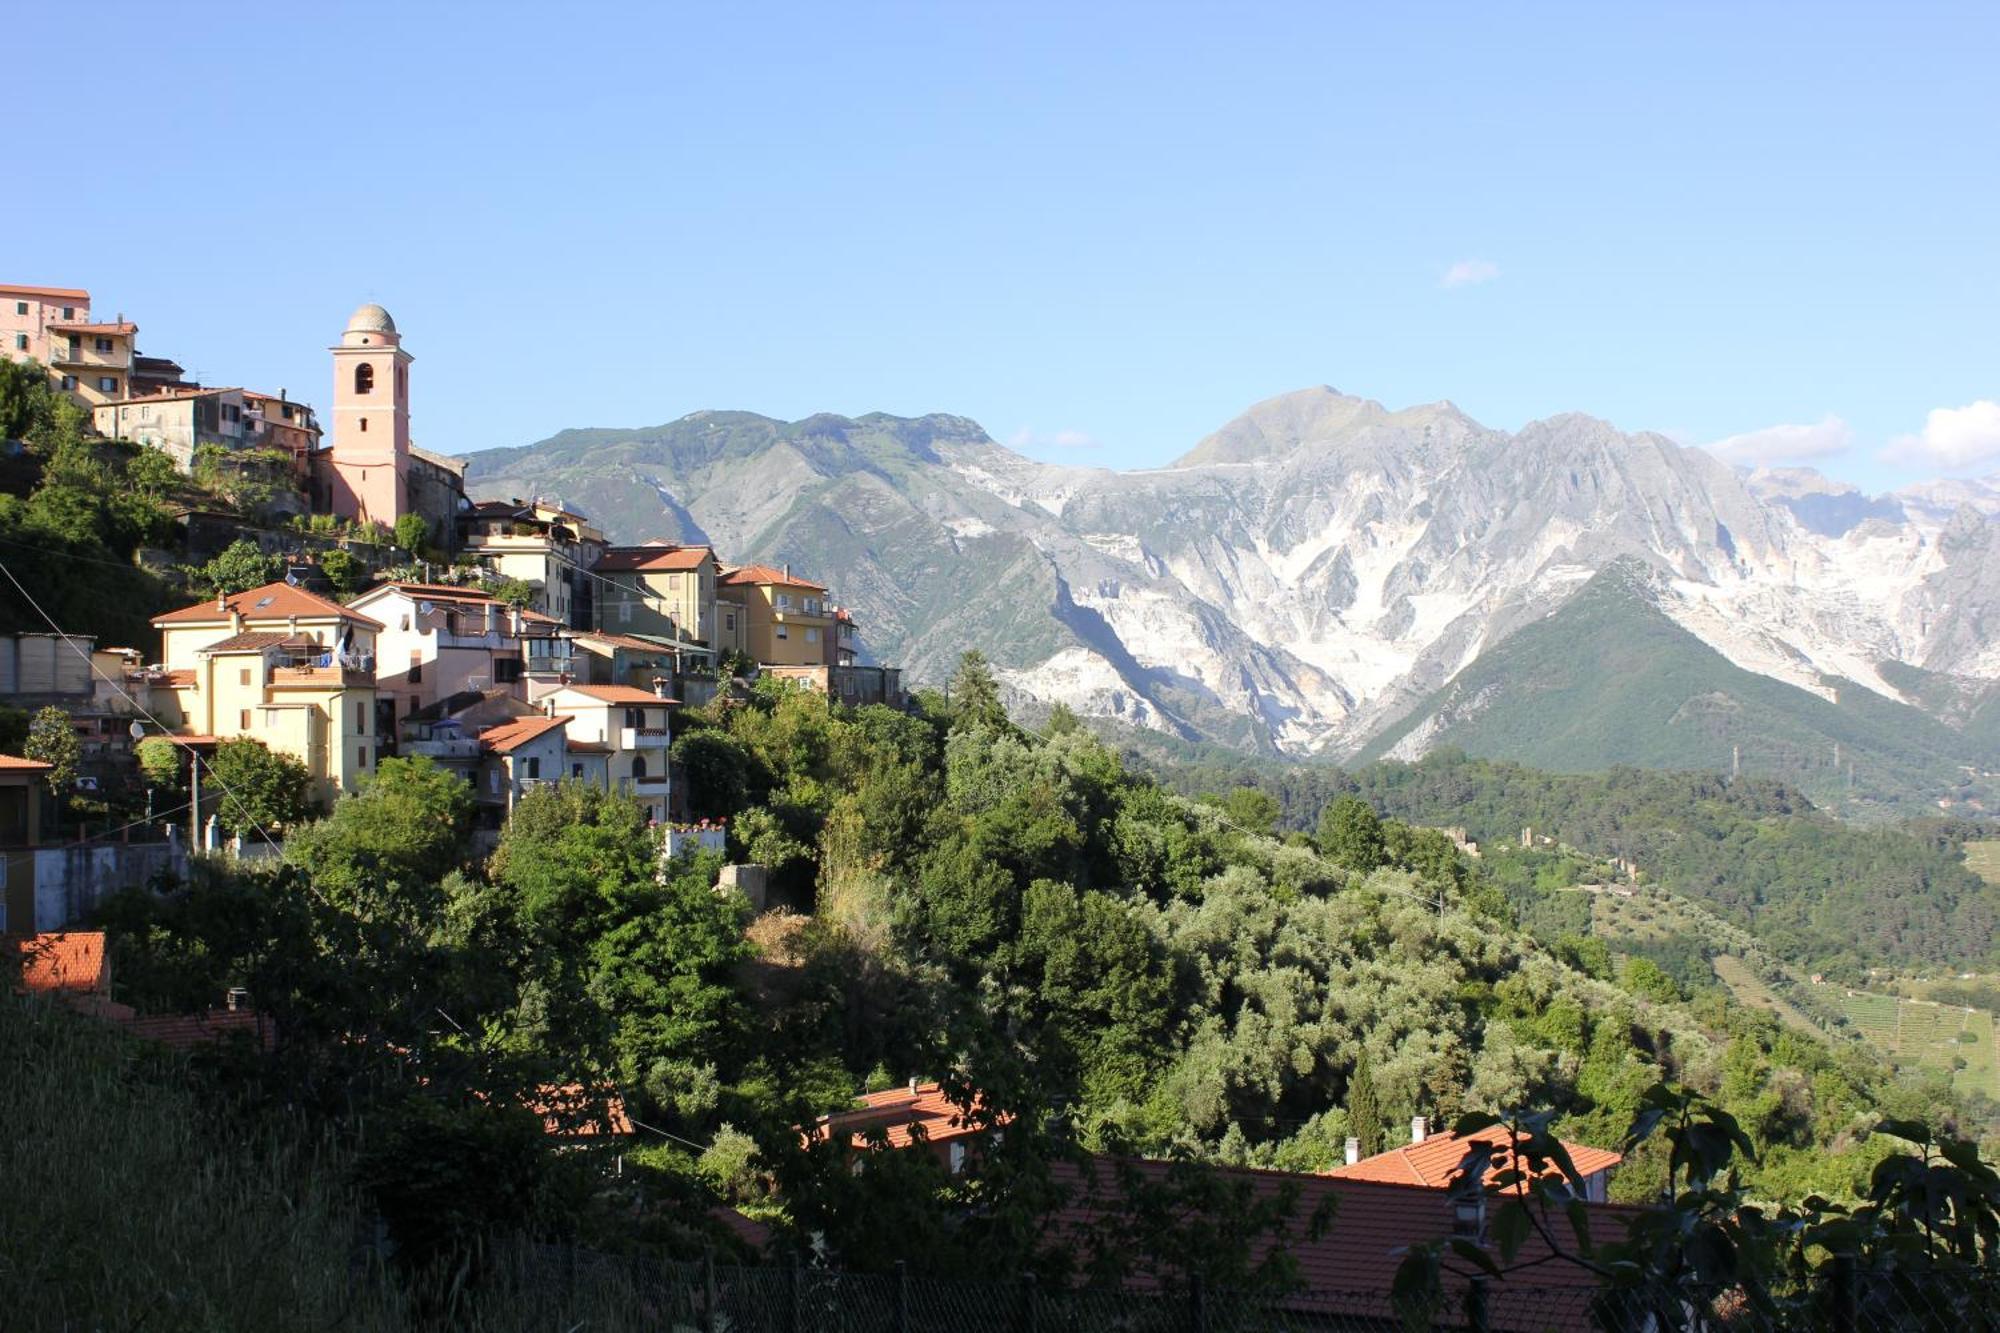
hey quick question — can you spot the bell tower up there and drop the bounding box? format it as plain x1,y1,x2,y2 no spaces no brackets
324,302,413,526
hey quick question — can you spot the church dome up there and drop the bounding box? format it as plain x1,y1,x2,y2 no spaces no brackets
346,302,397,334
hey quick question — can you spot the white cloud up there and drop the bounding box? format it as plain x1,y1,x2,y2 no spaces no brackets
1882,400,2000,472
1008,427,1098,451
1440,259,1499,289
1702,415,1853,466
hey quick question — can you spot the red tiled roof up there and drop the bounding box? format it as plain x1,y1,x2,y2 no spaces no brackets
119,385,240,403
153,581,384,629
527,1084,634,1138
719,563,827,592
367,582,500,605
478,714,570,754
1327,1125,1623,1190
196,631,314,655
11,932,108,994
117,1007,275,1052
597,545,715,573
161,669,197,686
1047,1156,1636,1331
1,283,90,301
48,321,136,335
572,632,676,655
0,754,54,772
816,1081,997,1151
554,684,677,706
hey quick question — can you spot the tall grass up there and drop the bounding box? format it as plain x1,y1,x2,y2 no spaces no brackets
0,991,685,1332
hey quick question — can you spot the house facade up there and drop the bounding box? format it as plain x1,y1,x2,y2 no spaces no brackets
150,581,382,804
346,582,550,742
538,684,675,823
459,499,606,627
2,283,90,377
93,386,248,469
594,544,719,649
716,564,833,667
47,320,137,406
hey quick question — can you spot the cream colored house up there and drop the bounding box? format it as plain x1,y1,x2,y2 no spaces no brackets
346,582,557,736
150,581,382,804
458,499,605,627
538,684,675,823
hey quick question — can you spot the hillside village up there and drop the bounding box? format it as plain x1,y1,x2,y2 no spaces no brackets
1,281,898,927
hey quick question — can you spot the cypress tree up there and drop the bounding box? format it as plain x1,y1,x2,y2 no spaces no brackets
1348,1046,1384,1157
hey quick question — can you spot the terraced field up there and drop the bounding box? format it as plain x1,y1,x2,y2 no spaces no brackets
1965,839,2000,887
1828,988,1998,1099
1710,955,1820,1037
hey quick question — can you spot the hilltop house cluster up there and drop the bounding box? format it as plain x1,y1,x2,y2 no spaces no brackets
3,286,899,896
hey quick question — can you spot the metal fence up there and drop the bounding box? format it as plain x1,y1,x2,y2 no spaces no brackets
502,1246,2000,1333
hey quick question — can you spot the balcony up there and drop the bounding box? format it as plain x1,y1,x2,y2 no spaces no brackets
634,774,670,788
619,726,671,750
269,663,373,688
401,736,480,761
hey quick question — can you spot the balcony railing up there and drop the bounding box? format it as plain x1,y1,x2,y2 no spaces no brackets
401,736,480,760
269,662,373,688
619,726,671,749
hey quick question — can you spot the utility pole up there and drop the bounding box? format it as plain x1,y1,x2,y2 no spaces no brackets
188,751,200,848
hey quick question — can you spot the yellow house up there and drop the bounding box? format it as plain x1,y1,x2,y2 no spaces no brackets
716,564,834,668
594,544,720,650
46,319,136,406
150,581,383,805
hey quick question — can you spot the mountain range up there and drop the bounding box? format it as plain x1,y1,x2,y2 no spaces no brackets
462,389,2000,814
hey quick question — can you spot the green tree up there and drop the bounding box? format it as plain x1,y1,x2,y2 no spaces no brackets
287,755,473,908
483,575,536,609
1219,786,1281,836
1346,1046,1385,1157
670,728,755,819
948,649,1009,731
1317,795,1386,872
197,540,282,597
392,512,430,554
135,736,185,791
204,738,313,836
23,706,80,797
318,547,364,597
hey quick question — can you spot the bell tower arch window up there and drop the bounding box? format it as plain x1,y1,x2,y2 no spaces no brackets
355,363,375,394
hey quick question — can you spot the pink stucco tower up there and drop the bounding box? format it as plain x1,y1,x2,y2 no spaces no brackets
324,302,412,527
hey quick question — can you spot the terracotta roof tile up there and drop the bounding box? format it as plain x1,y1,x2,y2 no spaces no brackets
527,1084,634,1138
196,631,311,655
1327,1125,1623,1190
1,283,90,301
814,1081,997,1151
719,563,827,592
0,754,54,772
116,1008,275,1052
554,685,678,706
478,714,571,753
572,632,677,655
597,546,716,573
48,321,136,335
1047,1156,1636,1330
154,581,384,630
11,932,108,994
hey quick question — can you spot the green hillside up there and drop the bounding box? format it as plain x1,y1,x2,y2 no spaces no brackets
1357,561,1999,816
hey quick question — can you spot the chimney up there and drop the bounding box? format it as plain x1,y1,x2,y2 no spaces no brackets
225,987,249,1012
544,698,556,717
1345,1136,1361,1166
908,1076,920,1096
229,605,244,633
652,675,670,699
510,607,522,636
1411,1115,1428,1144
483,601,495,635
783,563,791,580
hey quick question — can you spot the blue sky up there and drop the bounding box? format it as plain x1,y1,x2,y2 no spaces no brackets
16,2,1999,489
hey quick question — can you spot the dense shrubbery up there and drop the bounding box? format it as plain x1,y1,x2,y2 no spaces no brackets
41,665,1996,1317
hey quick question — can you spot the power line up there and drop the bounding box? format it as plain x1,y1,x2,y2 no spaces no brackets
0,558,284,855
